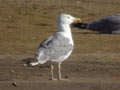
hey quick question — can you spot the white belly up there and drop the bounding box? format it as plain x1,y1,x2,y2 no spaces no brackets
51,50,73,63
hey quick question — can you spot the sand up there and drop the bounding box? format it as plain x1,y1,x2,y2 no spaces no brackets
0,0,120,90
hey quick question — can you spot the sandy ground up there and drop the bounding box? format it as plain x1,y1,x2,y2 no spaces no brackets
0,0,120,90
0,54,120,90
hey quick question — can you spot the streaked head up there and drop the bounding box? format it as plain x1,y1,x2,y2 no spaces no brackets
57,14,81,25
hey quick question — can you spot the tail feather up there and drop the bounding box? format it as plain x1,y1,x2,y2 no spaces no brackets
72,23,88,29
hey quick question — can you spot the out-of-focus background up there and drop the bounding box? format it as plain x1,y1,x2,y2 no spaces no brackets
0,0,120,90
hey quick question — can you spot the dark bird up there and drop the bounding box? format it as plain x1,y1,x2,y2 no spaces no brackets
72,14,120,34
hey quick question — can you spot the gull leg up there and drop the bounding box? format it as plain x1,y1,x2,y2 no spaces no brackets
58,63,62,80
50,64,57,80
58,63,69,81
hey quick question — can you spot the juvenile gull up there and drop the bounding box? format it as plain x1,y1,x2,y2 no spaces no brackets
27,14,81,80
72,14,120,34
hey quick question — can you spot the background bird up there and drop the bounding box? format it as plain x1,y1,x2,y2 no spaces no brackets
27,14,81,80
72,14,120,34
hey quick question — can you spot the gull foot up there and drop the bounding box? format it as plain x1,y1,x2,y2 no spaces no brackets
58,78,70,81
49,78,58,81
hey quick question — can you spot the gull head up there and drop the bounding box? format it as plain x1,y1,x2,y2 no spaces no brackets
57,14,81,25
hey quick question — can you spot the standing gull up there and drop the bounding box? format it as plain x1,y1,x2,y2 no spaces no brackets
27,14,81,80
72,14,120,34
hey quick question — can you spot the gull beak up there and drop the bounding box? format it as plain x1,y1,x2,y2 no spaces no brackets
73,18,81,23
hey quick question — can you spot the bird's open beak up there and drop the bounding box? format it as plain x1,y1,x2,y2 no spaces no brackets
73,18,81,23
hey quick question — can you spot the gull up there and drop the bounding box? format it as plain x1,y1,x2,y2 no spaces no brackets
27,14,81,80
72,14,120,34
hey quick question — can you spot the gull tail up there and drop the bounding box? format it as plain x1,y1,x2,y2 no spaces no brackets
22,57,39,67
